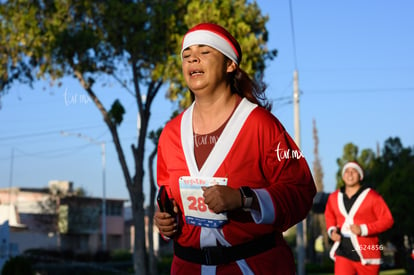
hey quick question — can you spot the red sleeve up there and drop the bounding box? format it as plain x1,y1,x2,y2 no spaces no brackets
258,111,316,231
157,130,169,189
364,191,394,236
324,192,339,232
156,115,183,197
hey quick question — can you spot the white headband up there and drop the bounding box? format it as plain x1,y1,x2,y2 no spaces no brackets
181,30,239,65
342,162,364,180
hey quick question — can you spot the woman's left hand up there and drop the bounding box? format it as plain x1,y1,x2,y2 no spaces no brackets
350,224,362,236
202,185,242,213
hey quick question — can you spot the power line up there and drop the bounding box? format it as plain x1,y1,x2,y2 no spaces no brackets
306,87,414,94
0,125,105,141
270,67,414,75
298,67,414,73
0,133,139,162
0,144,94,161
270,87,412,101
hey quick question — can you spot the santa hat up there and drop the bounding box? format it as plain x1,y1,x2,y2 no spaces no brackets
342,161,364,180
181,23,242,65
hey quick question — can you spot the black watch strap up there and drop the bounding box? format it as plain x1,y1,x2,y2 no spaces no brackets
240,186,254,211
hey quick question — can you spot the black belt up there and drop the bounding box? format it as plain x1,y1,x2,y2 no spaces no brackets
174,233,279,266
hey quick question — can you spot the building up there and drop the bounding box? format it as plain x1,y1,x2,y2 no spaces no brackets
0,180,127,255
59,195,125,252
123,206,171,256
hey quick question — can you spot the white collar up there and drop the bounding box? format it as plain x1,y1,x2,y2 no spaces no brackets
181,98,257,177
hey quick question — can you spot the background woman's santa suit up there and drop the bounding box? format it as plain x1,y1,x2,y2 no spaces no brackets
325,188,394,265
157,98,316,274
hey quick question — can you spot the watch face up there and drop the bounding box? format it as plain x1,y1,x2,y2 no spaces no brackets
241,186,253,197
244,197,253,208
241,187,253,209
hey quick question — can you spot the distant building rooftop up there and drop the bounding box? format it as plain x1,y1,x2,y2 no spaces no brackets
0,205,27,229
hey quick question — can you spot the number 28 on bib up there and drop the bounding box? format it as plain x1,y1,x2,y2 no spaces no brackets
179,176,228,228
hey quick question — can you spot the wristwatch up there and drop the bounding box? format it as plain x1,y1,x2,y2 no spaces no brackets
240,186,254,211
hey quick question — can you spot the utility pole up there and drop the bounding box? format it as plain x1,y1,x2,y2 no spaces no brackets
293,71,300,147
100,141,107,251
293,70,306,275
61,131,107,251
8,148,14,207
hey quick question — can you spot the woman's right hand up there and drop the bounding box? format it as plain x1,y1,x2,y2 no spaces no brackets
331,228,342,242
154,211,177,237
154,201,179,238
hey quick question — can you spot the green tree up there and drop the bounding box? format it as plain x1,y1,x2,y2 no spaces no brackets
0,1,275,274
312,119,324,192
309,119,329,262
2,256,34,275
374,137,414,270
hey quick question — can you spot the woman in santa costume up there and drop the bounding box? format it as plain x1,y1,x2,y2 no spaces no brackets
324,161,394,275
154,22,316,275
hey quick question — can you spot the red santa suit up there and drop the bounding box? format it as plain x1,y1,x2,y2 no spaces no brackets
324,187,394,265
157,98,316,275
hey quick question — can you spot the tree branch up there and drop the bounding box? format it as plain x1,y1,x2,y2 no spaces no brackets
111,71,136,97
74,70,133,187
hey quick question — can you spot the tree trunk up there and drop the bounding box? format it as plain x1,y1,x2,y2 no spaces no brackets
148,147,158,275
131,192,147,275
75,69,164,275
129,126,148,275
76,72,147,274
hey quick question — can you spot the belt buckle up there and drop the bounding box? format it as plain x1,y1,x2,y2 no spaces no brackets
201,246,225,265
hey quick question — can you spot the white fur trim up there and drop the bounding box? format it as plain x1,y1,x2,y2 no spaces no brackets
330,241,340,261
361,258,382,265
250,189,275,224
342,162,364,180
181,30,239,64
182,99,257,272
360,224,368,236
181,98,256,177
327,226,337,238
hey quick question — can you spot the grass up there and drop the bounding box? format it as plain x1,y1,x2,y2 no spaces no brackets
380,269,407,275
308,269,407,275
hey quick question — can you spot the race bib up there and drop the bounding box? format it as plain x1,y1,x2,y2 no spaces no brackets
179,176,228,228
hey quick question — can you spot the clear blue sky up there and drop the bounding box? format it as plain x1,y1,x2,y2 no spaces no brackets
1,1,413,205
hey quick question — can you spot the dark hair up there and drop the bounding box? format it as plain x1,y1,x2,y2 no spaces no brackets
231,67,272,111
188,59,271,111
